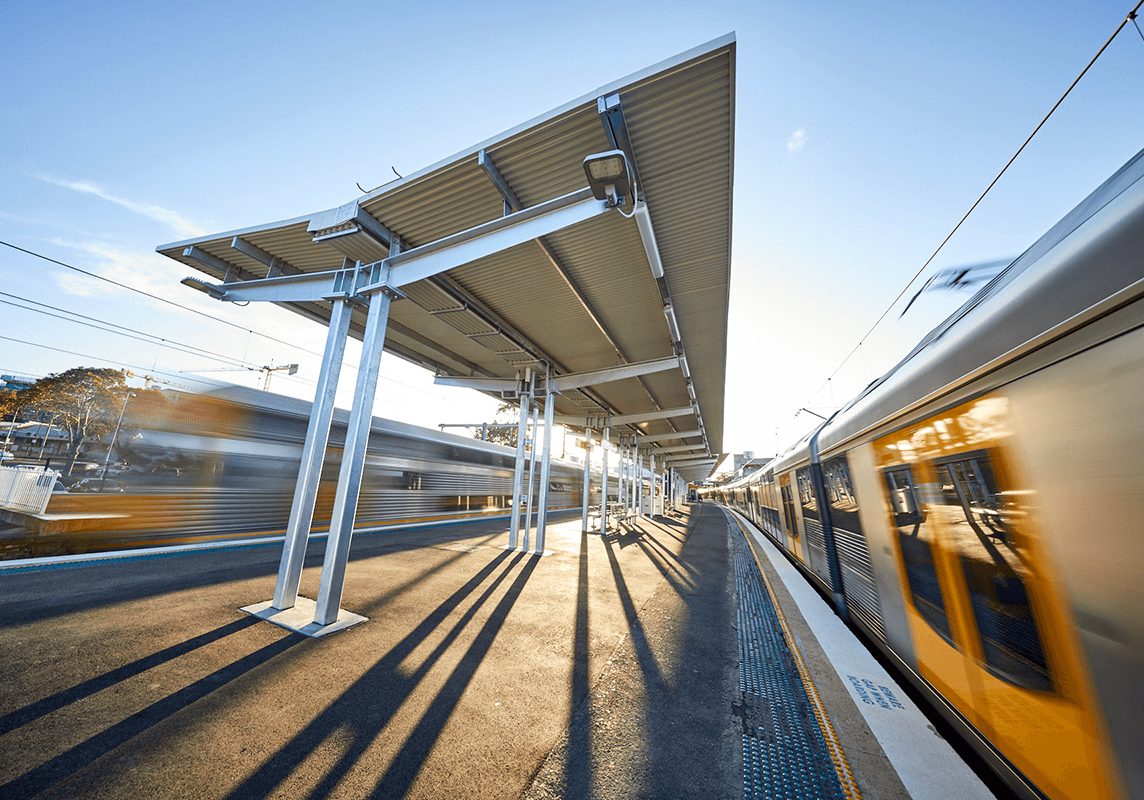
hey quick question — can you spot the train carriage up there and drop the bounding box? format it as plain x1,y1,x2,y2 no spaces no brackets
709,148,1144,800
39,385,609,547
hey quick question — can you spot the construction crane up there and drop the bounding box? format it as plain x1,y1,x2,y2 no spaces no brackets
180,362,299,391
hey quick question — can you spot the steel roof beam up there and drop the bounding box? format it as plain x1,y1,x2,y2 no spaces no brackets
476,149,672,430
308,201,398,250
596,94,705,453
433,356,677,393
549,356,678,391
230,236,299,278
666,456,717,467
598,93,643,200
478,151,624,358
385,318,494,379
183,245,246,283
554,406,693,428
379,188,605,290
637,429,702,443
182,188,608,304
655,444,706,454
478,150,524,214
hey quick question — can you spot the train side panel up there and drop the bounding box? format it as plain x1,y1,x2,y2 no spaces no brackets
1005,324,1144,800
844,443,914,661
871,391,1121,800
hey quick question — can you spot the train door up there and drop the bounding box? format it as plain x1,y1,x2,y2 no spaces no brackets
876,395,1116,799
778,472,803,561
749,484,762,527
875,450,986,733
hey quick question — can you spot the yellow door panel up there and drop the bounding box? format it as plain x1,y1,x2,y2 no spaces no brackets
877,393,1119,800
779,473,803,561
875,453,992,734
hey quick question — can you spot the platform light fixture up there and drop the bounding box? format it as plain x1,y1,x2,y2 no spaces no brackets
181,276,227,300
583,149,631,208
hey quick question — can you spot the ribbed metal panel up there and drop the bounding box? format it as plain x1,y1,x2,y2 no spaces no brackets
802,518,833,587
435,308,497,337
471,331,523,354
623,49,733,453
157,37,735,460
834,526,886,641
315,229,389,265
402,280,464,313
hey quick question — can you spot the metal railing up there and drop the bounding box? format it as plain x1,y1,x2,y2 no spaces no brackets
0,465,59,515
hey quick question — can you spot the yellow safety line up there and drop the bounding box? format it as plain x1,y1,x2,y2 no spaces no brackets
730,512,863,800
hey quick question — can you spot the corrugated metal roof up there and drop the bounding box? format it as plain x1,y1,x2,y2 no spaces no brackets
157,35,735,482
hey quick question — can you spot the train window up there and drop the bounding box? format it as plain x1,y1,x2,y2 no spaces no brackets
823,457,861,534
780,483,798,538
884,466,953,644
796,468,819,522
935,451,1053,692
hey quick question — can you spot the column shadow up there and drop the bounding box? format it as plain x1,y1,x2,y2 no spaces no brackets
221,548,540,800
0,622,302,799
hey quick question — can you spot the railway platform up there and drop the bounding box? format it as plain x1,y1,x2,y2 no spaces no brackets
0,503,995,799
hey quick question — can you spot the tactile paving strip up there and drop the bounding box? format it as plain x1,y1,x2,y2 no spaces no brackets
734,542,851,800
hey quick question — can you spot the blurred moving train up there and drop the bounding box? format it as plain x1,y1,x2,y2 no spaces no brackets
35,385,606,550
707,149,1144,800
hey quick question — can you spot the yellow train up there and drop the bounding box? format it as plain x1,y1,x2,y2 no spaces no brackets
29,386,596,552
709,149,1144,799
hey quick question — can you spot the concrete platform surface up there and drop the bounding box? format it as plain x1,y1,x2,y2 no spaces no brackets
0,506,743,800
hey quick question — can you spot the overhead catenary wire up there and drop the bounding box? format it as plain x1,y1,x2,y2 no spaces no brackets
0,334,222,391
0,239,327,360
0,292,262,371
1,240,449,399
798,0,1144,416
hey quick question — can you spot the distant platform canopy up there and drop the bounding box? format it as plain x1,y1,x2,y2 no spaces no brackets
158,34,735,483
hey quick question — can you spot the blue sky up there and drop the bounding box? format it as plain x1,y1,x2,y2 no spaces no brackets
2,0,1142,457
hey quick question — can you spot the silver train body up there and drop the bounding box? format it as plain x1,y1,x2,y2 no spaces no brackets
709,149,1144,800
49,386,603,544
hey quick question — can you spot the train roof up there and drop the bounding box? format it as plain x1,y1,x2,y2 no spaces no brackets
811,147,1144,457
195,384,576,464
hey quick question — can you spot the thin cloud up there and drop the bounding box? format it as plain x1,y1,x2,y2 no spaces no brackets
787,129,808,153
50,238,190,301
34,173,206,238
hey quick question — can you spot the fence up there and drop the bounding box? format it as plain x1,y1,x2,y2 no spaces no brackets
0,465,60,515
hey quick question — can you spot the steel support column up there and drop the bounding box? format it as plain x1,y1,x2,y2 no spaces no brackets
535,384,555,552
629,443,637,515
601,428,610,531
272,297,353,610
617,437,626,520
523,398,538,551
636,449,643,517
650,451,658,516
509,372,533,549
581,428,592,533
313,276,403,626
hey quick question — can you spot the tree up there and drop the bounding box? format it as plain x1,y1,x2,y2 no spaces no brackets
0,387,20,452
474,402,520,448
18,368,165,476
0,387,18,421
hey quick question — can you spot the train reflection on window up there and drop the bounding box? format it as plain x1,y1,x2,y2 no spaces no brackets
935,450,1053,692
796,466,823,528
823,457,861,534
884,465,953,643
796,469,819,521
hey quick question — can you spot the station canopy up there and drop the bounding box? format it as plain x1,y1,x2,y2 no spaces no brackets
158,35,735,483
